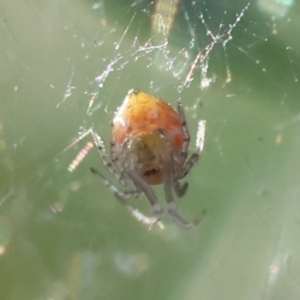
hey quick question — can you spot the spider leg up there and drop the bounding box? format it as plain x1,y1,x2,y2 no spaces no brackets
164,162,197,229
127,170,164,223
109,121,119,164
173,180,189,198
176,100,191,164
91,130,128,186
109,121,132,187
90,167,162,228
178,120,206,179
90,167,141,199
114,193,164,229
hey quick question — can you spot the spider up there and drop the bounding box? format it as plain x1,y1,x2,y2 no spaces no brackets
76,89,206,229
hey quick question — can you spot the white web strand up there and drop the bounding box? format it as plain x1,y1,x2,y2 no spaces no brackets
73,2,252,115
178,3,250,91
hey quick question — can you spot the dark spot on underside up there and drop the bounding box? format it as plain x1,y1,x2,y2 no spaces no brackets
143,168,159,177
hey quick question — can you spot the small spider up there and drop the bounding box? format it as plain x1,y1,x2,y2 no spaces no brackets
75,89,206,229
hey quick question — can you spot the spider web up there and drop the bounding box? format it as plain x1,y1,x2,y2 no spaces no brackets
54,0,256,211
57,1,254,113
1,0,300,299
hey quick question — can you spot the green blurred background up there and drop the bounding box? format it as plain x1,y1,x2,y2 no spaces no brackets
1,0,300,299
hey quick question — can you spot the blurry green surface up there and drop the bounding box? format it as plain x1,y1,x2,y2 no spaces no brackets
1,0,300,299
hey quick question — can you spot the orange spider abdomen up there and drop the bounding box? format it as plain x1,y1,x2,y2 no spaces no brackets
112,89,184,149
112,89,185,185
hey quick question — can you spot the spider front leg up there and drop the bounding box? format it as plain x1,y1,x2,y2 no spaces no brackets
115,192,164,229
126,170,165,224
178,120,206,180
90,167,141,199
91,130,128,186
90,168,162,229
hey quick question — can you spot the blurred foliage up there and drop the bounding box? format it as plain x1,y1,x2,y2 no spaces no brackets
1,0,300,299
